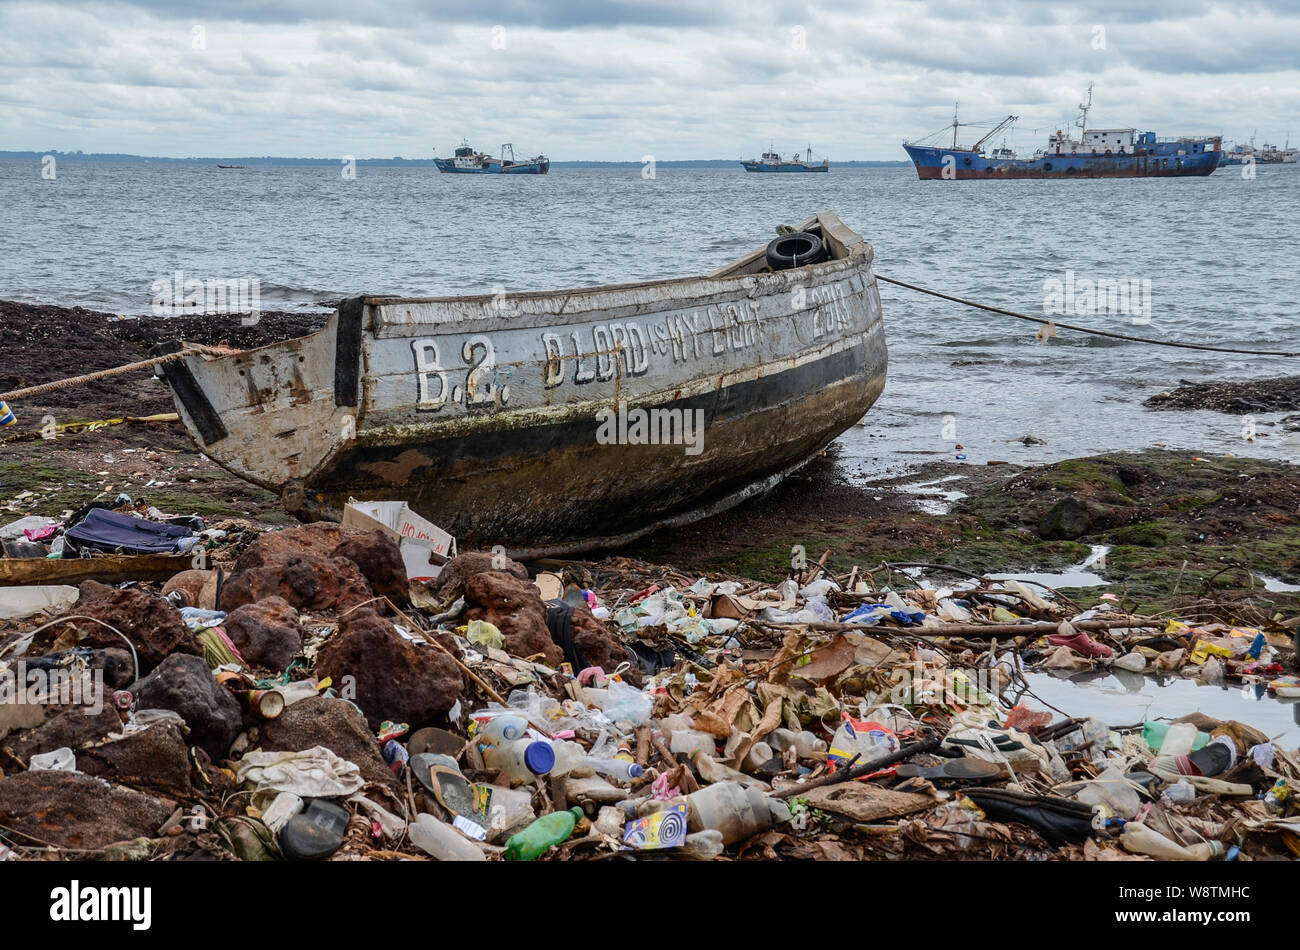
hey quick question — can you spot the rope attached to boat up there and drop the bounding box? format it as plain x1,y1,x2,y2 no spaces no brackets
875,274,1300,358
0,342,238,402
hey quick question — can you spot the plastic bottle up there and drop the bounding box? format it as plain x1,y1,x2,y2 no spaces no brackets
504,806,584,861
476,714,529,745
483,738,555,784
1142,721,1208,755
1162,781,1197,805
742,741,775,773
584,757,645,783
657,714,696,743
670,729,716,759
768,729,827,758
409,814,487,861
685,781,788,845
680,829,725,859
1120,822,1225,861
549,740,587,777
1072,766,1142,819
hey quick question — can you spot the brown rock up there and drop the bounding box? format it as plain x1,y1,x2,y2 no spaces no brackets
131,654,242,761
39,581,200,674
425,551,529,603
331,530,409,605
218,553,373,614
233,522,369,573
223,596,302,670
161,569,210,607
0,770,173,850
464,571,561,666
78,723,194,799
4,704,122,764
257,695,399,791
314,607,463,730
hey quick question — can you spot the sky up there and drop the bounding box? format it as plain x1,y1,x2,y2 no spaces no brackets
1,0,1298,160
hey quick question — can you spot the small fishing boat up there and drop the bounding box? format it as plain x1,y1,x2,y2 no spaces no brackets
434,141,549,174
741,144,829,173
157,212,886,556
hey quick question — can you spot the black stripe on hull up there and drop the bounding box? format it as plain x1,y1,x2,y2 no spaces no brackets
318,335,886,550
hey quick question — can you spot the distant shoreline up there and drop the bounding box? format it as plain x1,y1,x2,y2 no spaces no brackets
0,151,910,168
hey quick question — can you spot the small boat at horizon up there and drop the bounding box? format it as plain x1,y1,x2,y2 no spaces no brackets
741,144,829,173
216,164,246,169
155,212,886,557
903,85,1223,179
434,141,549,174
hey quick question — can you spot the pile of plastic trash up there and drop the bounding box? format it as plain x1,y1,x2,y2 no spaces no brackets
0,526,1297,862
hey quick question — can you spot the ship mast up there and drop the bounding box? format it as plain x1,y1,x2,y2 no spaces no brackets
952,101,959,149
1076,82,1094,142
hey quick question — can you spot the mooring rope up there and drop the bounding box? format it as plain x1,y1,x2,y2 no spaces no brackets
876,274,1300,358
0,342,238,402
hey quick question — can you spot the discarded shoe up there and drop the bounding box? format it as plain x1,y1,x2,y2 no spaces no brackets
1150,735,1237,778
279,799,350,861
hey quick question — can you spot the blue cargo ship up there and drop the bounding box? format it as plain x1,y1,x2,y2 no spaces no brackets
741,144,829,173
435,141,549,174
903,86,1222,180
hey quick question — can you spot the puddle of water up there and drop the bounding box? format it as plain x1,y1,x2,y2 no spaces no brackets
987,545,1113,589
1257,575,1300,593
1023,670,1300,749
895,474,969,515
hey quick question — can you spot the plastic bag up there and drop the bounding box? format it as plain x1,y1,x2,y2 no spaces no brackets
601,680,653,726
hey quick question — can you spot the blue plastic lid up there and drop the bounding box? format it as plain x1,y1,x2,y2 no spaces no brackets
627,764,645,778
524,740,556,775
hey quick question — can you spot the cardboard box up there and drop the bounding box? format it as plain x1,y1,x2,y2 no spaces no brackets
342,499,457,581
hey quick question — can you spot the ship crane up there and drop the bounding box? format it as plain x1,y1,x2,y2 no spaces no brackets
971,115,1019,153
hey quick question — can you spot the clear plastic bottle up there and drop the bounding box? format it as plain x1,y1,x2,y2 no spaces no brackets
549,739,587,777
584,757,645,783
685,781,787,845
483,738,555,784
477,713,529,745
680,829,725,859
409,814,487,861
670,729,716,758
768,729,828,758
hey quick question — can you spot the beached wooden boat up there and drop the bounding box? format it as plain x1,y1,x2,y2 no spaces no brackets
158,211,887,557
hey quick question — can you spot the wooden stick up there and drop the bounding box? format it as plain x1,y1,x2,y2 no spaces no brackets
795,618,1158,639
635,725,651,768
771,738,940,799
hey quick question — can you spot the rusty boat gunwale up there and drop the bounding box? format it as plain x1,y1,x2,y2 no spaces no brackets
160,211,888,557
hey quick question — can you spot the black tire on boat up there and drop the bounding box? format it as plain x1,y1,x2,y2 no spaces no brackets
765,232,827,270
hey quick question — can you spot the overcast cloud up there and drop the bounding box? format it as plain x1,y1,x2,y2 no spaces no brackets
1,0,1297,159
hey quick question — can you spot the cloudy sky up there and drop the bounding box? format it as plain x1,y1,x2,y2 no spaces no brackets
2,0,1298,160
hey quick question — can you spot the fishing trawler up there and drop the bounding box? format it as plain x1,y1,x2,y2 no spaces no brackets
434,141,549,174
741,145,829,173
1219,135,1296,166
903,85,1222,179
